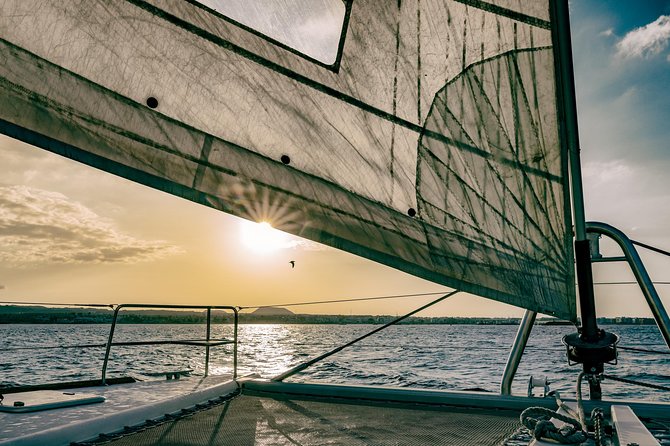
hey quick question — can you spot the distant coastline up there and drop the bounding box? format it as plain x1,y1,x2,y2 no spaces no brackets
0,305,657,325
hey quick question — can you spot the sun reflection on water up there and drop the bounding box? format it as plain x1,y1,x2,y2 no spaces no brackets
238,324,298,376
3,324,668,402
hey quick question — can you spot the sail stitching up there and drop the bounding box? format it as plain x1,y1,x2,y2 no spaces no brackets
420,151,563,272
466,62,564,262
462,73,562,268
506,54,565,258
389,0,402,203
419,64,563,267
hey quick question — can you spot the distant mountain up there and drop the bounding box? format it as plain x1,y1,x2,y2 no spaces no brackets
251,307,294,316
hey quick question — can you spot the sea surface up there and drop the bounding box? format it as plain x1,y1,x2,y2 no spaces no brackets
1,324,668,402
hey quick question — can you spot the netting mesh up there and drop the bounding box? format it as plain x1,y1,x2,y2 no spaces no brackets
0,0,575,319
99,394,522,446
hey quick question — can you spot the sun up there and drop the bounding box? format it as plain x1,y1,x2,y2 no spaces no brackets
239,220,293,254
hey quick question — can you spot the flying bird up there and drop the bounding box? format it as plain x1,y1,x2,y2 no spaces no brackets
289,261,295,268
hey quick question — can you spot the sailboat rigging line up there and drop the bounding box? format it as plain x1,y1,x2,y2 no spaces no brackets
0,339,234,352
0,344,567,353
271,290,461,382
602,374,670,392
594,281,670,285
0,343,108,352
0,301,114,308
631,240,670,258
2,343,659,354
238,291,453,310
618,346,670,355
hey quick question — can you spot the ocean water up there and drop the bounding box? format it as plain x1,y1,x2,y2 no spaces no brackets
0,323,668,402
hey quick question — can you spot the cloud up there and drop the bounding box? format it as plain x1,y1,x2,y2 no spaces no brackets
200,0,344,64
582,159,633,186
0,186,182,265
616,15,670,59
600,28,614,37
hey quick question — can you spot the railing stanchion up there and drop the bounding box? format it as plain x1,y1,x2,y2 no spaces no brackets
205,307,212,377
501,310,537,395
98,304,236,384
233,308,239,380
102,305,122,385
587,222,670,348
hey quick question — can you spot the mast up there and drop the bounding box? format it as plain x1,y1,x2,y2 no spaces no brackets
549,0,618,399
549,0,597,338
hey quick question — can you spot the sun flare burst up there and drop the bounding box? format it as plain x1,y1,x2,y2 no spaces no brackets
240,220,294,254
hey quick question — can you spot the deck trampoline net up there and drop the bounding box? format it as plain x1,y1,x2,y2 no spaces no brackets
90,393,523,446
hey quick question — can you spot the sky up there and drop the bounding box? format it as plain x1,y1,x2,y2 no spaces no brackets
1,0,669,318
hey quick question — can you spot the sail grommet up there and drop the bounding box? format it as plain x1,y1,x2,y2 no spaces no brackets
146,97,159,108
407,208,416,217
280,155,291,165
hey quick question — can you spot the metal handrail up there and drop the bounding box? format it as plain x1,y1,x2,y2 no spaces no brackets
101,304,239,385
500,310,537,395
586,222,670,349
500,222,670,396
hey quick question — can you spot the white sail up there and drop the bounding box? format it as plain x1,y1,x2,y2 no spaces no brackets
0,0,575,320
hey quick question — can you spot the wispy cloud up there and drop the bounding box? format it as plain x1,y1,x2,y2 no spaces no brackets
582,159,633,185
616,15,670,59
0,186,182,265
600,28,614,37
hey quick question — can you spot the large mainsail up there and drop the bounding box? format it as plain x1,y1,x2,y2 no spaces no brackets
0,0,576,320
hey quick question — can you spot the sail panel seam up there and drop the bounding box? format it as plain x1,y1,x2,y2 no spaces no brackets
176,0,352,71
449,0,551,30
0,46,567,277
123,0,559,182
192,135,214,189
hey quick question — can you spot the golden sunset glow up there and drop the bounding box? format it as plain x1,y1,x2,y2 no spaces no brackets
239,220,292,254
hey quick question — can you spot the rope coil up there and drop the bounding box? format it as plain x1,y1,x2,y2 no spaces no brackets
520,406,587,444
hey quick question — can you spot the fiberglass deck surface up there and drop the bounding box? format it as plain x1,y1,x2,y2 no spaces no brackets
99,393,522,446
0,375,233,444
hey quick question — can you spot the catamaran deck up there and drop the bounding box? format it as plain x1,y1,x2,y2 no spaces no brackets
2,377,669,446
87,393,523,446
0,375,235,446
